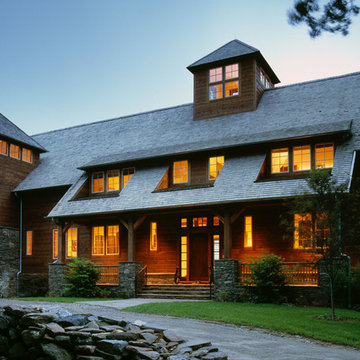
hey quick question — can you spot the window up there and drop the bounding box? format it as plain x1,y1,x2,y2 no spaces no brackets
26,231,32,255
213,216,220,226
92,226,105,255
0,140,7,155
209,156,225,179
213,234,220,260
181,235,188,277
316,144,333,169
22,148,32,163
244,216,253,248
293,145,311,171
260,68,266,86
265,76,271,88
150,222,157,251
53,229,58,259
193,217,207,227
181,218,187,228
271,148,289,173
106,225,119,255
122,167,135,188
294,214,312,249
107,170,120,191
9,144,20,159
173,160,188,184
92,172,104,193
66,228,78,258
209,63,239,100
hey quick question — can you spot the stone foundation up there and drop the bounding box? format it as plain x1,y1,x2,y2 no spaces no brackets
0,226,19,298
18,273,48,297
118,261,144,298
48,263,66,297
147,273,174,285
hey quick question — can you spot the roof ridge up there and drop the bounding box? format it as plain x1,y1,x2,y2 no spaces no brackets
32,102,193,137
272,71,360,91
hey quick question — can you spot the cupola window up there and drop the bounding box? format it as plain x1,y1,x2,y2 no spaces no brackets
209,63,239,100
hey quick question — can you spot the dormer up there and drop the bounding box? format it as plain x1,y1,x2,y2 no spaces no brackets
187,40,280,121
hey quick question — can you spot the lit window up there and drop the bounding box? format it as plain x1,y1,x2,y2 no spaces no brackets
26,231,32,255
107,170,120,191
150,222,157,251
193,217,207,227
173,160,188,184
10,144,20,159
294,214,312,249
92,226,105,255
244,216,253,248
209,84,223,100
181,235,188,277
213,216,220,226
209,67,222,83
271,148,289,173
213,234,220,260
22,148,32,163
260,68,266,86
106,225,119,255
53,229,58,259
225,64,238,79
92,172,104,193
122,168,135,188
225,81,239,97
0,140,8,155
66,228,78,258
293,145,311,171
181,218,187,228
265,76,271,88
209,156,224,179
316,144,333,169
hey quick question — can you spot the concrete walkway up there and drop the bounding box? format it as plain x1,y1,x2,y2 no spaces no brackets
1,298,359,360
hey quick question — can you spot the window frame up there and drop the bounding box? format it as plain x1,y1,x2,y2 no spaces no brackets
106,225,120,255
173,160,189,184
92,226,105,256
22,148,32,163
244,216,253,248
315,143,334,170
66,227,78,259
0,140,8,156
26,231,32,256
271,148,289,174
122,167,135,189
293,145,311,172
53,229,58,259
208,63,239,101
92,171,105,193
213,234,220,261
150,222,157,251
9,144,20,160
208,156,225,180
106,169,120,192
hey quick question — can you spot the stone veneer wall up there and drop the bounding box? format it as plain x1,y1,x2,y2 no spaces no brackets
118,261,144,298
48,263,65,297
0,226,19,297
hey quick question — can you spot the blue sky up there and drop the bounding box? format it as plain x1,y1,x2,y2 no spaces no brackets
0,0,359,135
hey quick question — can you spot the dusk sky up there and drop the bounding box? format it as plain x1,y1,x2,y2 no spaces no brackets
1,0,359,135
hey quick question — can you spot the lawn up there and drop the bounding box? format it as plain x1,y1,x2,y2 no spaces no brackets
11,297,119,303
123,302,360,348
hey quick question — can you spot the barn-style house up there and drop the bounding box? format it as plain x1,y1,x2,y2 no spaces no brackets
1,40,359,299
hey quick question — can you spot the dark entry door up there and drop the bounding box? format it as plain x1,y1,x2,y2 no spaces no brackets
189,233,209,281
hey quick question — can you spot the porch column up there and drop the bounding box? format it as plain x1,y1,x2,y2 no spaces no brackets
57,223,64,264
224,212,232,259
128,219,134,261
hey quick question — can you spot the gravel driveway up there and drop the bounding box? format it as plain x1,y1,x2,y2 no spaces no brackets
1,299,359,360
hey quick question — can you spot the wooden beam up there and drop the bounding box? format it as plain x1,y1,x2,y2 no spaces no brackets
231,207,247,224
119,217,129,230
224,212,232,259
127,218,134,262
134,215,147,231
212,211,224,224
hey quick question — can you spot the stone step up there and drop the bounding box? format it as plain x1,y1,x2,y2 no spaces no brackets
138,293,212,299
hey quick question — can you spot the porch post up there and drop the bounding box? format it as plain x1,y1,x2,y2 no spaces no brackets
224,212,232,259
57,223,64,264
128,219,134,261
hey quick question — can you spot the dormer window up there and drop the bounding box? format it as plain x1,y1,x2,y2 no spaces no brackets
293,145,311,171
122,167,135,188
173,160,188,184
0,140,8,155
271,148,289,173
209,156,224,179
10,144,20,159
316,144,333,169
107,170,120,191
209,63,239,100
92,172,104,193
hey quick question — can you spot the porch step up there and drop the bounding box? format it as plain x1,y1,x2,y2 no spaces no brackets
137,284,213,300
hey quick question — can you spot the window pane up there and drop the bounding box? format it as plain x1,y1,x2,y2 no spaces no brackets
92,172,104,193
92,226,105,255
192,217,207,227
209,156,224,179
122,167,135,188
209,67,222,83
107,170,120,191
293,145,311,171
173,160,188,184
213,234,220,260
294,214,312,249
181,218,187,228
53,229,58,259
260,69,266,86
213,216,220,226
209,84,223,100
150,222,157,251
225,81,239,97
316,144,333,169
271,148,289,173
244,216,252,247
225,64,238,79
107,225,119,255
10,144,20,159
0,140,8,155
67,228,77,258
181,236,188,277
22,148,32,163
26,231,32,255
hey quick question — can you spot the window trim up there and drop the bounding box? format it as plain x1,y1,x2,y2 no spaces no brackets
106,169,120,192
26,231,32,256
92,171,105,193
150,222,157,251
315,143,334,170
122,167,135,189
22,148,32,163
66,227,78,259
9,144,20,160
53,229,58,260
293,145,311,172
213,234,220,261
244,216,253,248
208,156,225,180
0,140,8,156
271,148,289,174
92,226,105,256
106,225,120,255
173,160,189,184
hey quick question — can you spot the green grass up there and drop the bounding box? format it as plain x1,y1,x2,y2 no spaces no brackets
11,297,119,303
123,302,360,348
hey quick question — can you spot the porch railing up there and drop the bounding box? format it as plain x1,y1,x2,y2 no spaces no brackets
95,265,119,285
239,262,319,286
136,265,148,294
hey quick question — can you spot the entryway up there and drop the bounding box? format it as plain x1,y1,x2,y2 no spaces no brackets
189,233,209,282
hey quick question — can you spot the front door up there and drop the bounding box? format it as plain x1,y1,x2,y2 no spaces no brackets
189,233,209,281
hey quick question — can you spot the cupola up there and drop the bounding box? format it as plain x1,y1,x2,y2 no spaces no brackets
187,40,280,120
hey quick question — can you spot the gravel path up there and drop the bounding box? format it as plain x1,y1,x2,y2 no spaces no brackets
1,299,359,360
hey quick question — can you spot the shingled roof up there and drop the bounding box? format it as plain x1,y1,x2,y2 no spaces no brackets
0,113,46,152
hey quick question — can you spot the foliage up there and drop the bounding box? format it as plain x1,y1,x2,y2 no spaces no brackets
124,301,360,348
245,254,287,303
351,262,360,306
63,258,100,298
288,0,360,37
218,290,231,302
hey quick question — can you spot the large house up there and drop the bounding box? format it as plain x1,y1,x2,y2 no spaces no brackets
1,40,359,299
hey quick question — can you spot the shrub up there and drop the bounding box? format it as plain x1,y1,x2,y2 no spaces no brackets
63,258,100,298
351,262,360,307
218,290,231,302
246,254,287,303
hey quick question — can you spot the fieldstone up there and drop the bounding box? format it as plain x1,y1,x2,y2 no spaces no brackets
28,346,42,358
66,331,92,338
180,341,211,351
41,342,72,360
132,320,146,327
8,342,26,359
163,330,184,344
126,345,160,360
94,348,122,360
65,326,86,331
0,335,10,353
128,339,148,347
9,328,18,340
168,354,190,360
58,315,89,327
57,308,73,318
141,324,167,333
99,325,122,332
46,322,65,336
83,321,99,330
76,357,104,360
106,332,138,341
97,339,128,354
0,313,12,330
74,345,96,355
74,337,94,346
20,313,56,327
4,305,34,318
21,328,44,346
92,332,111,341
125,323,140,332
98,317,128,327
191,348,210,357
202,351,228,360
55,334,72,348
140,332,158,344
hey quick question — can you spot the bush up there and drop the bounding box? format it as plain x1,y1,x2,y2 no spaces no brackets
245,254,287,303
351,262,360,307
63,258,100,298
